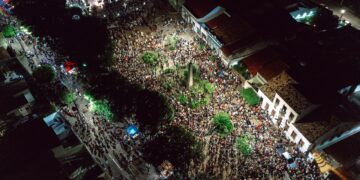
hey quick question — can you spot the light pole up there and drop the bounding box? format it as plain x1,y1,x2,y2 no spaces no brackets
340,9,346,20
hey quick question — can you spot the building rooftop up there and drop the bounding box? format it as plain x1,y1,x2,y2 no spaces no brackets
184,0,297,57
0,79,30,114
323,130,360,168
260,71,310,112
242,46,288,81
0,47,11,61
294,108,343,142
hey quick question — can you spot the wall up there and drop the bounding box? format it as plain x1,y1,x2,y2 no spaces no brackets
257,89,313,152
285,123,312,152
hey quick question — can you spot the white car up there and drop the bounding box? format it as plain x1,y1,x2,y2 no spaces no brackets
282,152,297,169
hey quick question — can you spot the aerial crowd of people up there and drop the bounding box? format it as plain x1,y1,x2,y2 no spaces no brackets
2,0,325,178
106,0,324,179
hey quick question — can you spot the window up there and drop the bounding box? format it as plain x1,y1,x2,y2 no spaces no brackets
299,139,304,148
289,113,295,121
291,131,297,140
277,117,283,126
274,98,280,107
284,123,289,131
280,106,287,116
271,110,276,116
264,103,269,110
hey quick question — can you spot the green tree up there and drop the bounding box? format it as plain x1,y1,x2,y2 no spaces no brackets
143,126,204,172
61,90,76,105
202,80,215,94
2,25,16,38
142,52,158,65
91,99,114,121
236,136,252,156
84,92,114,121
212,112,233,136
32,64,55,84
136,90,174,131
240,88,260,106
167,34,178,51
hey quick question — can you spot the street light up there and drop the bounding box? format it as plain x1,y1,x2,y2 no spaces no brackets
340,9,346,20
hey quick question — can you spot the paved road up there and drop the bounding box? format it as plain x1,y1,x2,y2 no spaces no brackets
319,0,360,29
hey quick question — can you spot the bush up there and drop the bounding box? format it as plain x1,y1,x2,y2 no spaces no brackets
142,52,158,65
212,112,233,136
240,88,260,106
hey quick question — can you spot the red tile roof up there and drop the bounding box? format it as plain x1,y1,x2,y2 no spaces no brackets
242,47,288,81
184,0,297,57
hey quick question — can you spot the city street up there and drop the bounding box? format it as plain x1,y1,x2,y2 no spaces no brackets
319,0,360,29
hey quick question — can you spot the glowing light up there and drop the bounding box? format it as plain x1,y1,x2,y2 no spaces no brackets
302,12,307,18
341,9,346,14
126,125,139,138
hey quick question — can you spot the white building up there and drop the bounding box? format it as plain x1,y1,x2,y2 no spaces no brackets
242,49,360,155
257,71,316,152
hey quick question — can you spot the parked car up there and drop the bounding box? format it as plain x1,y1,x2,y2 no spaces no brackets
282,152,297,169
275,144,297,169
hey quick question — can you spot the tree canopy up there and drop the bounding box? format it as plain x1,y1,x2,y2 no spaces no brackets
240,88,260,106
142,52,158,65
136,90,174,131
236,135,252,156
212,112,233,136
2,25,16,38
32,64,56,84
60,90,76,105
143,126,204,172
84,92,114,121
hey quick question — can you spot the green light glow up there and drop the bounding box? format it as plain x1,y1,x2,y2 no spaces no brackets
20,26,32,35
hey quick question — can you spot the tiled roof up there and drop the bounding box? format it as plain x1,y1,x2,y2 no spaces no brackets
294,116,342,143
184,0,297,57
260,71,310,112
242,46,288,81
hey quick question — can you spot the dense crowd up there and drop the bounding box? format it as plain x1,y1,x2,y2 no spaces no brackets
107,0,324,179
4,0,324,178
